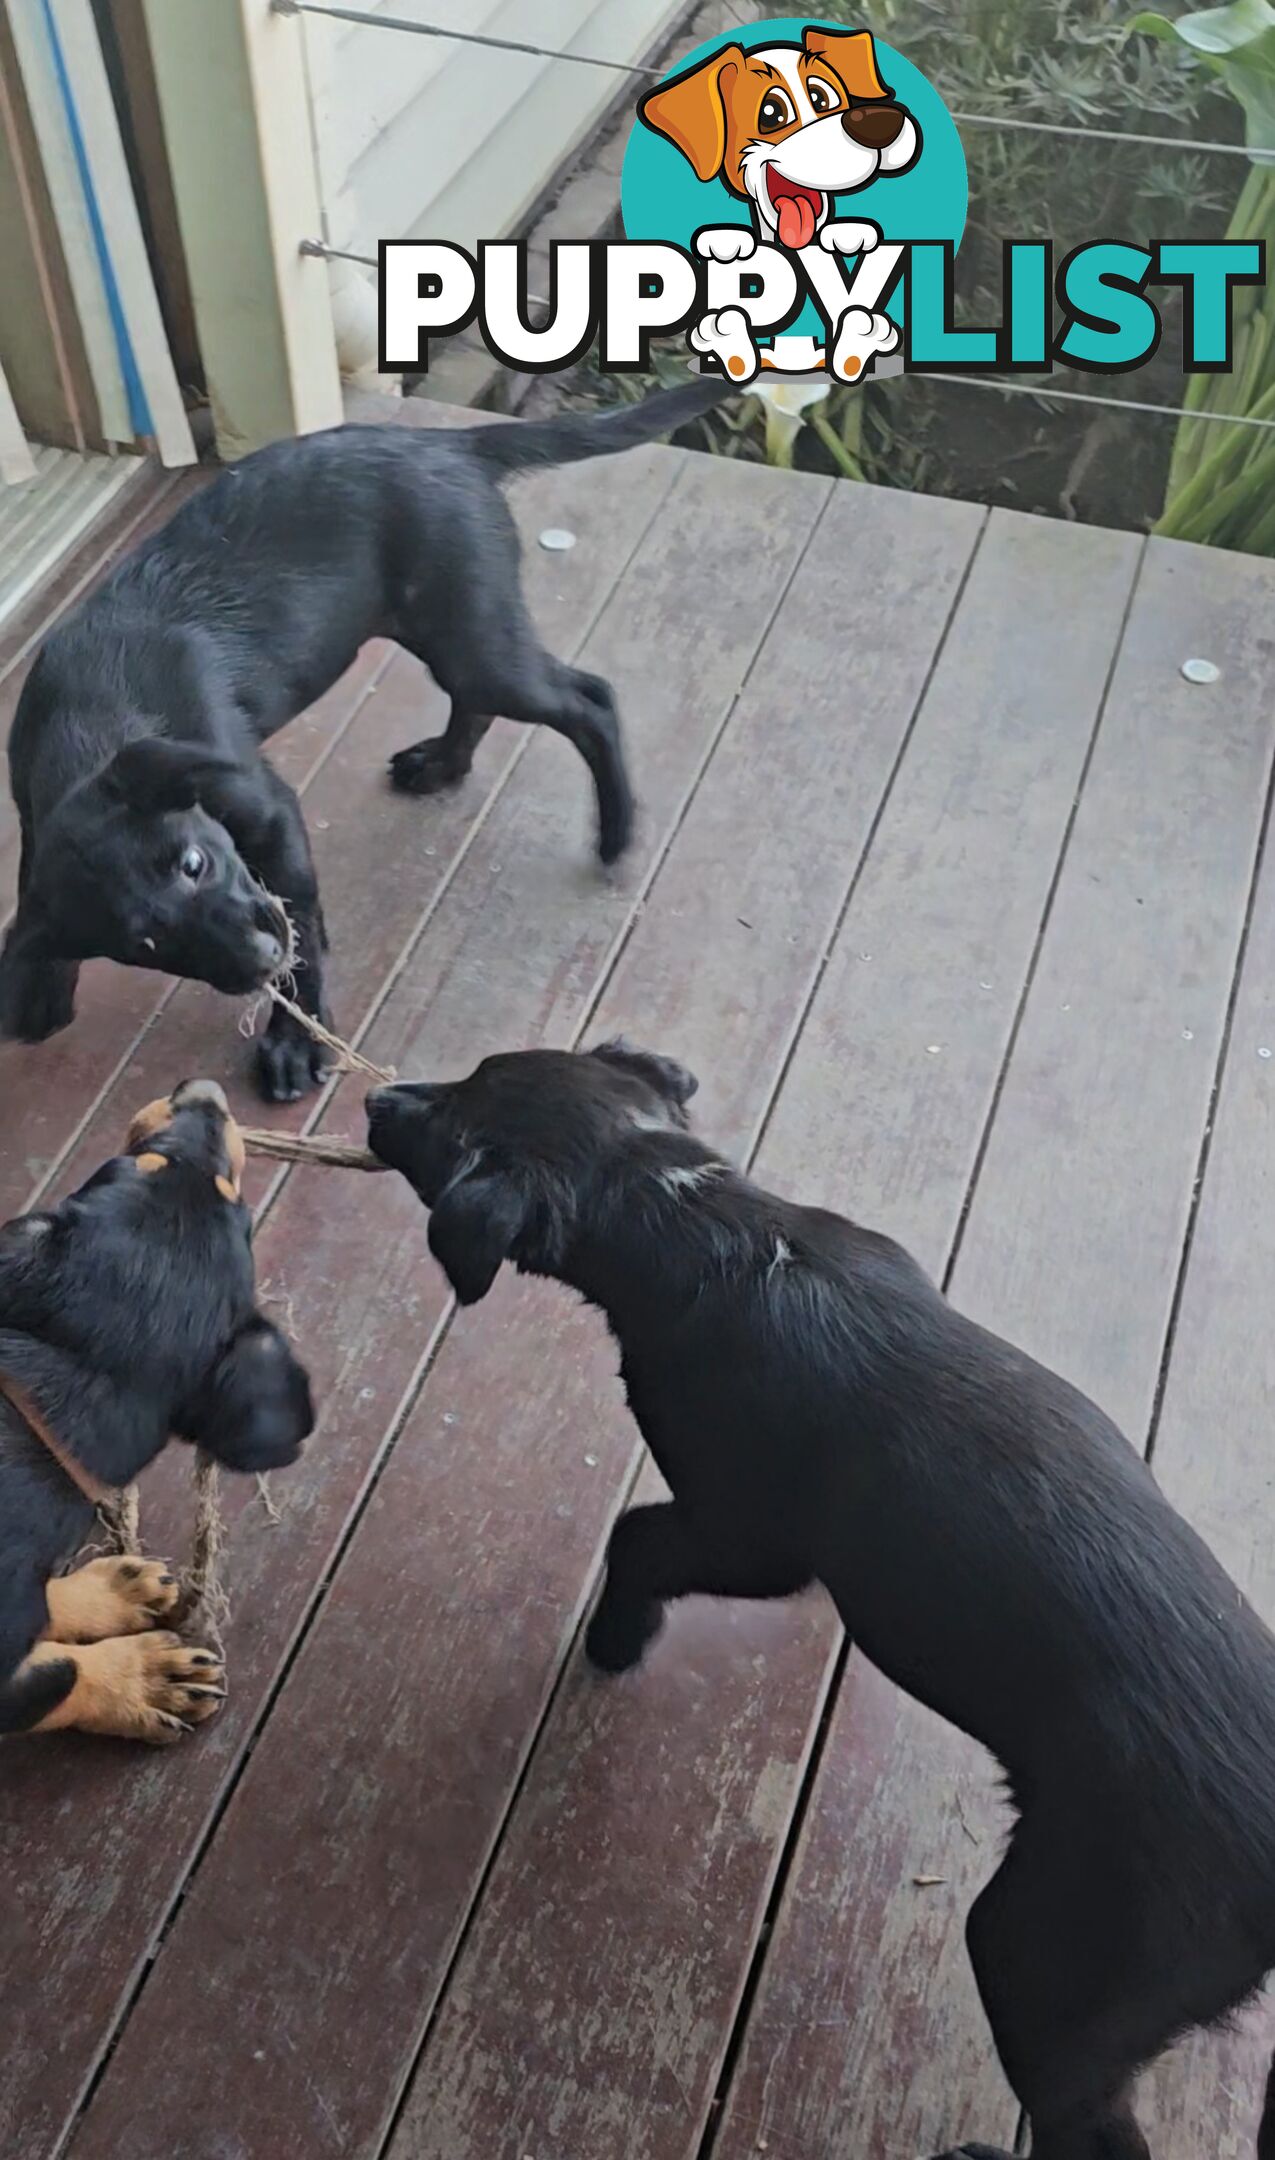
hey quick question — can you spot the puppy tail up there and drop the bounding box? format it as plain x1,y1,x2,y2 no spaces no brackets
464,378,732,479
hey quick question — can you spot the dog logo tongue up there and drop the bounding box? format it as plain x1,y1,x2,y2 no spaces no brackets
768,172,821,251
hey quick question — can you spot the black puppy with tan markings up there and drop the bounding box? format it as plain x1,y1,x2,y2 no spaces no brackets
367,1043,1275,2160
0,1079,313,1745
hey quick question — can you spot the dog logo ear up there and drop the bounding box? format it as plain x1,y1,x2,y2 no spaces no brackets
428,1164,530,1307
638,43,745,183
104,736,239,817
801,26,892,102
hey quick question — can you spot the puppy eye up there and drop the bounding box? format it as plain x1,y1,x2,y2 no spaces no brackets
758,89,794,132
807,77,839,115
179,846,207,883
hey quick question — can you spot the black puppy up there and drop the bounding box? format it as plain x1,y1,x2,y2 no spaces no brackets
0,1078,313,1744
0,380,725,1101
368,1044,1275,2160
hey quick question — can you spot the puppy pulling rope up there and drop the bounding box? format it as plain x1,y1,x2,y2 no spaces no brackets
106,957,397,1648
101,990,390,1647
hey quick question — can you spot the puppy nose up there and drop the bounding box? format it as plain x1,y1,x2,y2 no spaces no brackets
842,102,905,148
172,1078,230,1117
255,894,291,943
250,927,285,974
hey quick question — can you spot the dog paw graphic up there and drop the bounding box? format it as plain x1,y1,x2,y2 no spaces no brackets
819,221,881,256
694,226,757,264
831,305,899,382
689,306,760,384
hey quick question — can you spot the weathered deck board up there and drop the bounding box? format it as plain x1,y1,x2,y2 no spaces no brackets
2,422,1273,2160
53,453,830,2160
1135,657,1275,2151
65,480,978,2160
0,439,684,2158
713,534,1275,2160
388,511,1141,2160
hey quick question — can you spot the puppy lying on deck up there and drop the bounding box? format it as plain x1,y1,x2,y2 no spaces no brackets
368,1044,1275,2160
0,1080,313,1744
0,379,725,1103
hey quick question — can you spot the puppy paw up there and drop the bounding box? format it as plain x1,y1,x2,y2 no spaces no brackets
389,739,469,798
44,1557,180,1644
585,1598,663,1675
596,785,634,869
52,1633,226,1745
256,1019,330,1104
695,226,757,265
0,955,79,1043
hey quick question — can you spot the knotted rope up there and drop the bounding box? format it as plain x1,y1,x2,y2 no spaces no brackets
98,1454,228,1651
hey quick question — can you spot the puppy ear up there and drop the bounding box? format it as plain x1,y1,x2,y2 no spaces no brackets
590,1038,699,1106
802,26,892,101
104,737,242,817
638,43,744,182
0,902,78,1041
428,1164,530,1306
182,1317,314,1473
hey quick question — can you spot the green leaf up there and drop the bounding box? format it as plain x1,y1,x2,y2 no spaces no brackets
1133,0,1275,51
1130,1,1275,150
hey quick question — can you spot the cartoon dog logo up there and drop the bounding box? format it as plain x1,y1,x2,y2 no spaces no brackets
638,25,921,383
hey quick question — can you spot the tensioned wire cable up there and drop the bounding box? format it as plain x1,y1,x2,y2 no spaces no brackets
271,0,1275,162
283,2,1275,437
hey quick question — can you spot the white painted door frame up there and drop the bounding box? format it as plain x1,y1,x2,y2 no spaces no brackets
142,0,342,459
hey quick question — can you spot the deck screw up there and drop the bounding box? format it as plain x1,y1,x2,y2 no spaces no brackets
1181,657,1221,684
1261,1048,1272,1061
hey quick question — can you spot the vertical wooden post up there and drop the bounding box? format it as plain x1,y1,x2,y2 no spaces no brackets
141,0,341,458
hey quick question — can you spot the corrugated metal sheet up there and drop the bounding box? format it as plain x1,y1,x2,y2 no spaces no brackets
0,443,144,632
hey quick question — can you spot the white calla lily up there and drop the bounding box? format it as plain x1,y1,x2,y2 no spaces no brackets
751,377,832,466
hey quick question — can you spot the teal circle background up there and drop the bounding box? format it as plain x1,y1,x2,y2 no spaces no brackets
621,16,967,333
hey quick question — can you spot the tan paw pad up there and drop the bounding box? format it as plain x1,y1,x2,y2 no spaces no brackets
44,1556,181,1644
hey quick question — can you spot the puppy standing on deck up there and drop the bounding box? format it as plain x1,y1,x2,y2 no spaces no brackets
0,380,725,1103
369,1042,1275,2160
0,1080,313,1743
639,26,920,384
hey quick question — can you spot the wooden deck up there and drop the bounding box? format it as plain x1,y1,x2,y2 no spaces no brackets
2,401,1275,2160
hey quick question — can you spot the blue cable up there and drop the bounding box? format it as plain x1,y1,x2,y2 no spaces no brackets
38,0,154,440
